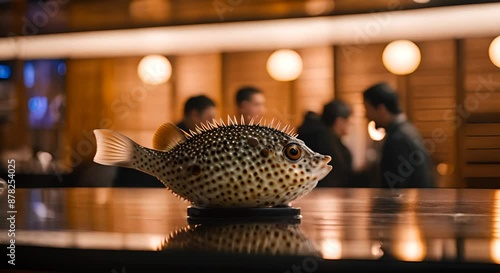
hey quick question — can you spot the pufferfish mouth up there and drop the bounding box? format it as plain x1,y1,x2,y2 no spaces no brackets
313,155,332,181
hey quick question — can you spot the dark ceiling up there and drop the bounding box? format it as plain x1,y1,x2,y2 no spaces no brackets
1,0,499,37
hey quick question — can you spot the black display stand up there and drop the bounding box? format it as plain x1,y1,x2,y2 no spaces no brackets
187,206,302,224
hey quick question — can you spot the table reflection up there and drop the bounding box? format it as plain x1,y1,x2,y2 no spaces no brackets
160,222,318,257
371,191,426,262
1,188,500,266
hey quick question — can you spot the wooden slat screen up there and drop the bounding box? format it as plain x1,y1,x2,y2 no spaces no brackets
462,37,500,187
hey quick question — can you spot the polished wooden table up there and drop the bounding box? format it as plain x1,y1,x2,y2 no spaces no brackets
1,188,500,272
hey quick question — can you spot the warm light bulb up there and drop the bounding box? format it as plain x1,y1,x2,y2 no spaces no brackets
368,121,386,141
266,49,303,81
383,40,421,75
489,36,500,68
137,55,172,85
437,163,454,175
305,0,335,16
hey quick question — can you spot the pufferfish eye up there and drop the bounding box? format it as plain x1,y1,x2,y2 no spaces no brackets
283,143,302,162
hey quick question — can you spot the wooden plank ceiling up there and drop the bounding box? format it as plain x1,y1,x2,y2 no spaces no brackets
2,0,499,36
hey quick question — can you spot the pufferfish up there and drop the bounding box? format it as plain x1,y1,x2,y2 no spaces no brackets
93,116,332,208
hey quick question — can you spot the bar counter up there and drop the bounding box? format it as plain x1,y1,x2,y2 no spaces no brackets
1,187,500,272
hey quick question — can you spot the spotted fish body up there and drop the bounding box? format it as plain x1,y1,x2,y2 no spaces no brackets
93,116,332,208
160,223,318,256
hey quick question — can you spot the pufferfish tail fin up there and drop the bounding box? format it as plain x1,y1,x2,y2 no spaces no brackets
93,129,135,168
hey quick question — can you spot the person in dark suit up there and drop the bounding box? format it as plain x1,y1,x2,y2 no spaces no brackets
297,100,353,187
363,82,436,188
176,95,216,132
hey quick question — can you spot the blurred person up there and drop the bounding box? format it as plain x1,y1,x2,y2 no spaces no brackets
176,95,217,132
363,82,436,188
235,86,266,124
297,100,354,187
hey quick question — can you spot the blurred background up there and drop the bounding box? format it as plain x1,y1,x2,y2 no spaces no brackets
0,0,499,188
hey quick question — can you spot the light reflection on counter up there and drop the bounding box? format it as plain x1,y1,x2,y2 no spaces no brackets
314,190,384,260
393,226,426,262
492,239,500,264
316,238,494,262
0,230,166,251
314,192,343,260
491,190,500,263
393,191,426,262
321,238,342,259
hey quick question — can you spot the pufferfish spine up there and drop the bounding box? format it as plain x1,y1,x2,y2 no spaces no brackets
93,116,332,208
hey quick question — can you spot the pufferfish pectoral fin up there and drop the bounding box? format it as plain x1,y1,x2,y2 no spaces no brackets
152,123,188,151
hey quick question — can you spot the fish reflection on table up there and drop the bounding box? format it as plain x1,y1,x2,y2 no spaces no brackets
159,223,319,256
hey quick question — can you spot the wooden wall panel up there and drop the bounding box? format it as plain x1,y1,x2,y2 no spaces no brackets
64,57,173,170
101,57,172,147
414,109,454,122
411,85,455,98
293,47,334,126
413,98,456,109
464,136,500,149
464,164,500,178
465,150,500,163
464,73,500,90
416,121,454,137
464,92,500,113
174,54,222,121
462,37,500,187
64,59,105,168
465,123,500,136
407,40,458,187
